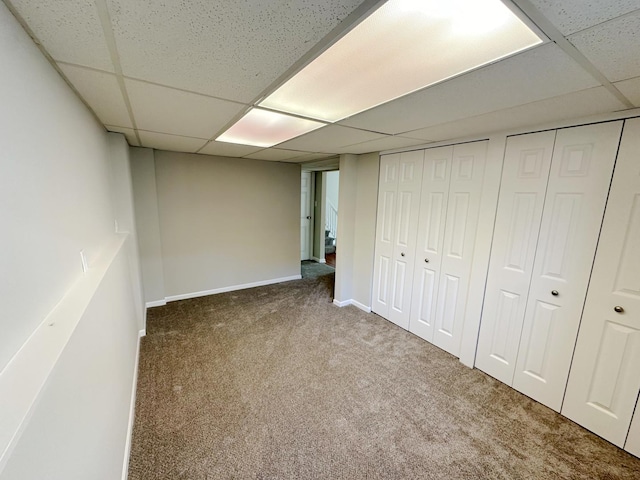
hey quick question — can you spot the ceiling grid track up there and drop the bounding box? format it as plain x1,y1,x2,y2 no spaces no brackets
94,0,142,145
2,0,105,128
195,0,386,154
512,0,635,109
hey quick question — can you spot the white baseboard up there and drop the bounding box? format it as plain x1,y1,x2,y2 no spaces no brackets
121,329,144,480
332,298,371,313
165,275,302,303
311,256,326,264
350,299,372,313
145,300,166,308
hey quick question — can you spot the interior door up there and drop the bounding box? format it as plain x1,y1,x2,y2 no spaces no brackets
300,171,312,261
512,121,622,411
387,150,424,329
409,146,453,342
372,151,424,328
372,154,400,319
626,403,640,457
562,118,640,447
432,141,487,357
475,131,555,384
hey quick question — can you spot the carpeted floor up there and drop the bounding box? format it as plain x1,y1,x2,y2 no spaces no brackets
128,272,640,479
301,260,335,279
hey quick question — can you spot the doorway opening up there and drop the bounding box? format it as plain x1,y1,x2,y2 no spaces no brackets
300,164,339,279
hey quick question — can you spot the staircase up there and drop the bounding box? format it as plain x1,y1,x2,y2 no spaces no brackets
325,202,337,254
325,229,336,254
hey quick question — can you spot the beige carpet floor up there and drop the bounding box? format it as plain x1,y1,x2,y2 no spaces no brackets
128,272,640,479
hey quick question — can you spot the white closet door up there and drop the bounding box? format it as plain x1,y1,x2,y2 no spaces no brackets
627,406,640,457
562,118,640,447
387,150,424,329
409,146,453,342
475,131,555,384
513,121,622,411
372,154,400,318
372,151,424,329
432,142,487,356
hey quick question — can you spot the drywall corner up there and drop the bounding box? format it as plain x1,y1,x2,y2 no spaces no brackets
130,147,166,307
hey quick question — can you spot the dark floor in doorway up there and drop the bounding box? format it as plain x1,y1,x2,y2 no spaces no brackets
301,260,335,279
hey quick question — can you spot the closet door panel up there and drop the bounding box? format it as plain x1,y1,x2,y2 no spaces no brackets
387,150,424,329
626,402,640,457
432,141,487,356
513,121,622,411
476,131,556,383
372,154,399,318
409,146,453,341
563,118,640,447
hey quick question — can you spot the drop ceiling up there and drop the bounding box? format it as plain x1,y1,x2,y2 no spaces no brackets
5,0,640,162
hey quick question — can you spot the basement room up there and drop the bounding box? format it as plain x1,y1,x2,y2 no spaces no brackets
2,0,640,478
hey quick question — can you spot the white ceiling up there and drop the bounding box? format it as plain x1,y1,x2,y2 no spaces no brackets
5,0,640,162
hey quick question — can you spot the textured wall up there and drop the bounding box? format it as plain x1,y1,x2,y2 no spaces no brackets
0,3,142,477
154,152,301,298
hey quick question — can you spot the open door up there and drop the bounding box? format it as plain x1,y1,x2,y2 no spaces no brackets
300,171,313,260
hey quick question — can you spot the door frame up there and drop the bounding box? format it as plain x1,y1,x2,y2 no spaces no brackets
301,171,315,261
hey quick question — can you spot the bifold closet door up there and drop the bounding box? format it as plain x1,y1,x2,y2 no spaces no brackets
372,150,424,329
409,141,487,357
511,121,622,411
627,406,640,457
475,131,555,383
562,118,640,447
408,146,453,342
476,121,621,410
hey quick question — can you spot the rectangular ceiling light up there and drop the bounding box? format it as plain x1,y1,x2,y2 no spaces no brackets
216,108,326,148
259,0,543,122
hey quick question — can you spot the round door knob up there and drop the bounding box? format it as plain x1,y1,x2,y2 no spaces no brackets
424,258,429,263
551,290,559,296
614,306,624,313
400,252,405,257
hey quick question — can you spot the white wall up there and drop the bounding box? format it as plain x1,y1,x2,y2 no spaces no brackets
325,170,339,215
312,172,325,260
334,154,379,311
351,153,380,308
152,151,301,299
334,155,357,304
0,3,142,478
130,148,166,307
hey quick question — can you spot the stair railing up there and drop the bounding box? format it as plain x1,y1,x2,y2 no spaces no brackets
326,202,338,240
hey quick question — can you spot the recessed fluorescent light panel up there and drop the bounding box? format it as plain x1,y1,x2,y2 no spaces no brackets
216,108,326,148
259,0,543,122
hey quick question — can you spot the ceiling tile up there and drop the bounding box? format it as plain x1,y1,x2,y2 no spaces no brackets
338,136,429,155
244,149,310,162
138,131,207,153
106,125,139,146
287,153,336,163
614,76,640,107
58,64,132,128
569,11,640,82
276,125,384,152
405,87,627,142
106,0,366,102
198,141,262,158
339,43,598,134
125,79,246,139
10,0,114,71
527,0,640,35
